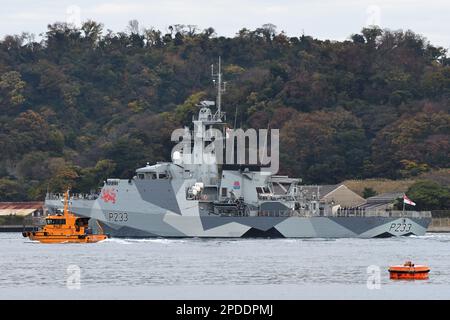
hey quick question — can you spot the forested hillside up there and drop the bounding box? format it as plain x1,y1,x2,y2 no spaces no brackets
0,21,449,201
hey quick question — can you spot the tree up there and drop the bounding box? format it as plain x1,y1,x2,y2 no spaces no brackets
372,110,450,178
0,179,25,201
0,22,449,200
48,165,79,192
280,109,369,183
363,187,377,198
0,71,26,107
406,180,450,210
174,91,207,124
361,26,382,46
11,110,50,156
82,20,103,44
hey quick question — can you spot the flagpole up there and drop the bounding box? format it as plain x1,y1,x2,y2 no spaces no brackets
402,194,405,212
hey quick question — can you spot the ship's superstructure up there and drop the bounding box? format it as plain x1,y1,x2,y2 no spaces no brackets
45,59,431,238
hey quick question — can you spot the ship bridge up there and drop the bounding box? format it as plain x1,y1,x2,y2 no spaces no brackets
135,162,173,180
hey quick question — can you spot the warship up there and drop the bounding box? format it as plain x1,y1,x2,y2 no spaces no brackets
45,59,431,238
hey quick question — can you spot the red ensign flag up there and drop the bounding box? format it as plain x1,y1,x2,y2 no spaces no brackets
403,194,416,206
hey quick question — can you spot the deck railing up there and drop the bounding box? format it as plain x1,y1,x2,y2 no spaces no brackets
254,209,431,218
335,208,431,218
46,193,99,201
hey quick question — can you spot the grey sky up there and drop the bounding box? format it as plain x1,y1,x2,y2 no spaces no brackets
0,0,449,48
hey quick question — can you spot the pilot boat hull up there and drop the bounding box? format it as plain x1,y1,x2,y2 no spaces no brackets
23,231,107,243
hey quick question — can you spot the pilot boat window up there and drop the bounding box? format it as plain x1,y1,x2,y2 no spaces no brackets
138,173,145,180
46,219,66,225
75,218,90,226
158,173,167,179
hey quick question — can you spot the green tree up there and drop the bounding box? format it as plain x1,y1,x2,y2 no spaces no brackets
281,109,369,183
406,180,450,210
0,71,26,107
363,187,377,198
0,179,26,201
0,22,449,200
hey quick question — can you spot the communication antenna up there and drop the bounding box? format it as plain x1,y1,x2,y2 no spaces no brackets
211,56,226,120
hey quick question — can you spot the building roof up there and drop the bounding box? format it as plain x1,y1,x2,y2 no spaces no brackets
0,202,44,216
366,192,404,204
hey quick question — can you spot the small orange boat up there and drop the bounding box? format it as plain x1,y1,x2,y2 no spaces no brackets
23,190,108,243
389,261,430,280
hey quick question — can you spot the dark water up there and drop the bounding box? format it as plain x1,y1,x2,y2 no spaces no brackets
0,233,449,299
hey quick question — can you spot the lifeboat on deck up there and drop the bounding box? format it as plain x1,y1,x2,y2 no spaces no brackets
23,190,108,244
389,261,430,280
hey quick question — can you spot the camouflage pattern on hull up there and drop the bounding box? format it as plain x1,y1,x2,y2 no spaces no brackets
44,71,432,239
45,199,430,238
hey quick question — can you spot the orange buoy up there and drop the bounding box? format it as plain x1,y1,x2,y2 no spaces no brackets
388,261,430,280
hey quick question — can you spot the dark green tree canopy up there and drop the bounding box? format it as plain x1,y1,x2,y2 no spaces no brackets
0,22,449,200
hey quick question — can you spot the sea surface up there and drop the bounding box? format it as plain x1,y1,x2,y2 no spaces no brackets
0,232,449,299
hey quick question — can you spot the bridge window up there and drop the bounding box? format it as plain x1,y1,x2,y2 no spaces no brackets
143,172,157,179
139,171,170,179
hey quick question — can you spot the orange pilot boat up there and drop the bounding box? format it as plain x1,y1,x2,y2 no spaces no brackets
389,261,430,280
23,190,108,244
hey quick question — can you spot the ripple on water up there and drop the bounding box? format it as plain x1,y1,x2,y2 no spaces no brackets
1,232,450,290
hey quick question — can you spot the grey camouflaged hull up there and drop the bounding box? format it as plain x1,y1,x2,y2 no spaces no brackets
43,95,432,239
44,197,430,238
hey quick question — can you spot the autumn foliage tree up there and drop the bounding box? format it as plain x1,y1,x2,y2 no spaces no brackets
0,22,448,200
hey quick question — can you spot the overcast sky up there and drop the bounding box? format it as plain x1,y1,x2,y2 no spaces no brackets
0,0,449,48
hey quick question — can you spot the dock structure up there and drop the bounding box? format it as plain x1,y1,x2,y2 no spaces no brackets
0,202,44,232
0,202,44,217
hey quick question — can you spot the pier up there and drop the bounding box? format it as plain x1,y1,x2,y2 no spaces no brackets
428,210,450,232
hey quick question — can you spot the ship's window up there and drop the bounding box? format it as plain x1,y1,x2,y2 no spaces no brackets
76,218,89,226
263,187,270,193
138,173,144,180
256,187,263,194
46,219,66,225
144,172,157,179
158,173,167,179
221,188,228,197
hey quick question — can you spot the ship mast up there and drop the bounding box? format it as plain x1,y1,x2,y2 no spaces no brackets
63,189,70,216
211,56,226,121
